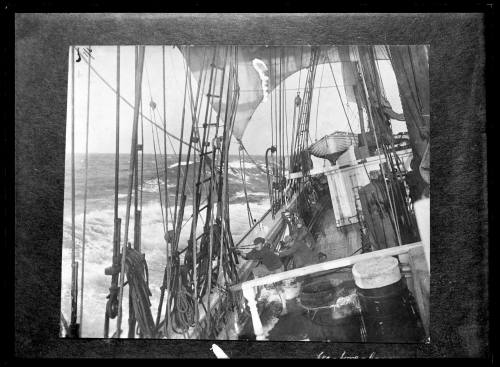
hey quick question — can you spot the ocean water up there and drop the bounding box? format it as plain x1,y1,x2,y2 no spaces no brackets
60,153,271,338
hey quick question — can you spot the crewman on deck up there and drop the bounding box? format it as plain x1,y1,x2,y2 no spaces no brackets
294,219,316,251
236,237,284,276
278,220,318,269
235,237,288,314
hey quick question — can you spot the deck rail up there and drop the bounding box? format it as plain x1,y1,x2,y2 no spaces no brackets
230,241,423,340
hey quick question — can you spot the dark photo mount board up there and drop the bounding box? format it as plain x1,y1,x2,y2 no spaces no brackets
14,13,489,358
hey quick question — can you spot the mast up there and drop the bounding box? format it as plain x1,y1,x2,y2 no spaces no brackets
353,80,369,150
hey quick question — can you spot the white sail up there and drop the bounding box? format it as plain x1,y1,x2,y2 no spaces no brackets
179,46,390,140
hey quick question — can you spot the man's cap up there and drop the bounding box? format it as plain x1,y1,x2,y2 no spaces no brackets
253,237,266,245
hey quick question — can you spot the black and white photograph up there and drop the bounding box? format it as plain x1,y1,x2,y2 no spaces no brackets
59,44,430,342
14,12,490,359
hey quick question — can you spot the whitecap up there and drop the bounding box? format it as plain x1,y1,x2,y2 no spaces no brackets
169,161,194,169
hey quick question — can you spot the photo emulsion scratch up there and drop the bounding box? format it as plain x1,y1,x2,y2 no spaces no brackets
59,44,430,344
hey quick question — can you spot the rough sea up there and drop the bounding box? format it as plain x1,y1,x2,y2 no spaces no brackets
60,153,271,337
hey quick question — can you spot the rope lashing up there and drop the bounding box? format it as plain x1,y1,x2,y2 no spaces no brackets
106,246,156,338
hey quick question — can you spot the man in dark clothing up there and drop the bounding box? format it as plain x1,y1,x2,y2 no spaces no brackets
279,221,317,269
294,223,316,250
237,237,284,276
236,237,288,314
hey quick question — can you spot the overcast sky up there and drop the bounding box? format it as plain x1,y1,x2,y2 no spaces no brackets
66,46,406,156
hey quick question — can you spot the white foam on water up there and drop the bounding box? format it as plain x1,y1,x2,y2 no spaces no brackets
233,191,268,199
60,195,270,337
168,161,194,169
227,159,262,171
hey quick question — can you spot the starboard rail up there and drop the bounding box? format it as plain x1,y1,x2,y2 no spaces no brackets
230,241,425,340
230,242,423,292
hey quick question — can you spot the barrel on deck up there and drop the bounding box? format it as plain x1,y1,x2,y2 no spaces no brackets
352,256,424,342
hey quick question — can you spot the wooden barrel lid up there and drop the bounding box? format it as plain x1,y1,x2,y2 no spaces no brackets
352,256,401,289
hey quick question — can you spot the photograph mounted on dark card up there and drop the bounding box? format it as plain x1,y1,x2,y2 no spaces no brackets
60,44,430,342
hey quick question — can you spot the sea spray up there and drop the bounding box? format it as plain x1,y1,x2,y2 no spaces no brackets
61,154,270,337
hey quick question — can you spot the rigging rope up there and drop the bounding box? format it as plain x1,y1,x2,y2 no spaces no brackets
140,98,145,219
104,45,121,339
173,47,205,251
291,46,319,180
164,46,209,336
283,55,290,163
325,54,376,182
78,53,200,153
191,144,199,328
357,51,402,246
113,45,121,274
269,48,274,160
152,117,174,222
371,48,412,228
173,61,189,231
122,246,156,338
161,45,172,336
150,105,167,234
236,139,268,174
324,53,396,242
275,51,280,209
116,45,146,338
127,72,146,338
279,48,285,206
204,141,218,337
79,45,92,335
238,144,254,227
145,60,197,227
298,46,304,92
238,84,353,92
69,45,79,336
314,60,326,141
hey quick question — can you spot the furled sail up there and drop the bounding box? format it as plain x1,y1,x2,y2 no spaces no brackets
346,45,397,149
388,45,430,189
179,45,391,141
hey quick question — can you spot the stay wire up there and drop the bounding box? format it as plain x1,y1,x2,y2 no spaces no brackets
314,59,325,142
79,45,92,334
150,106,167,234
78,53,199,153
70,46,77,330
144,59,175,225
